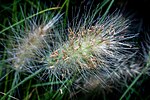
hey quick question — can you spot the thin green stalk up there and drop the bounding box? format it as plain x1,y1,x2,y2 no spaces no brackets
24,80,32,100
1,68,44,100
90,0,110,23
0,50,6,79
58,0,68,13
0,7,60,34
32,80,68,87
64,0,69,25
120,62,150,100
52,73,77,99
8,71,19,100
35,88,40,100
12,0,17,23
0,92,19,100
4,68,10,94
99,0,114,23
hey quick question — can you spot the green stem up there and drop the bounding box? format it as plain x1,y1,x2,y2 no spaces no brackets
0,7,60,34
1,68,44,100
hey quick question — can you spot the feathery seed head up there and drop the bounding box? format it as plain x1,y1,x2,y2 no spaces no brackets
7,13,63,71
43,12,142,92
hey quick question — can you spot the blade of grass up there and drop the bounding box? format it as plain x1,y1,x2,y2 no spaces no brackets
4,68,10,94
0,7,60,34
52,73,77,99
99,0,114,23
35,88,41,100
32,79,68,87
64,0,69,26
1,68,44,100
120,60,150,100
8,72,19,100
89,0,111,24
12,0,17,23
58,0,68,13
0,92,19,100
24,80,32,100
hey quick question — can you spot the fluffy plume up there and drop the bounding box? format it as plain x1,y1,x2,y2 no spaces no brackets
5,13,63,72
43,12,143,94
3,9,146,97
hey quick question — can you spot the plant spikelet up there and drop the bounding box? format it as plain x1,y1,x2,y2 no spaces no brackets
6,13,63,71
43,12,143,93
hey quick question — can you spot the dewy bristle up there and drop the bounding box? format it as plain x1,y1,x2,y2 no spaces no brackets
11,14,63,70
44,12,145,92
43,13,63,32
